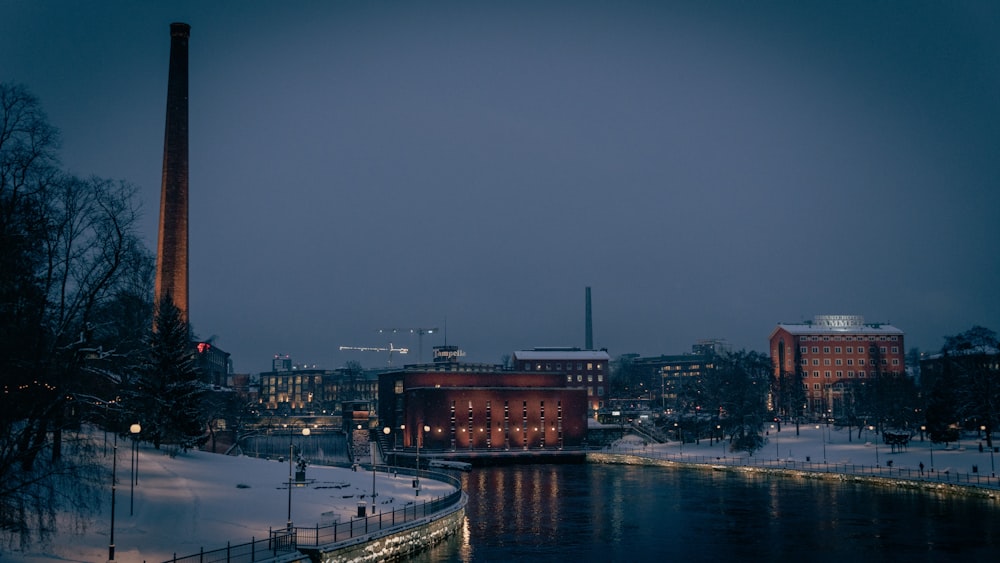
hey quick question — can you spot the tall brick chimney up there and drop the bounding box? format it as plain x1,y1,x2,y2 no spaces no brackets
155,22,190,320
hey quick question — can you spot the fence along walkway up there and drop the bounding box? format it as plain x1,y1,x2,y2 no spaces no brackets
164,467,463,563
608,445,1000,490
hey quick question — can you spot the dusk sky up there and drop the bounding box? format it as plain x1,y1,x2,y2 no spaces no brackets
3,1,998,373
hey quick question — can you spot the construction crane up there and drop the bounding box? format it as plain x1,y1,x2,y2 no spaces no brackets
377,327,438,363
339,343,409,366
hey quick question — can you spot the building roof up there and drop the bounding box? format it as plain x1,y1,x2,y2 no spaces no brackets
770,322,904,338
513,349,610,361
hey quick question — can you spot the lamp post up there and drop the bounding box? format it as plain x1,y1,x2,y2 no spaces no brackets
414,423,429,495
108,432,118,562
287,427,310,529
771,424,778,459
129,423,141,516
383,425,392,466
869,425,879,467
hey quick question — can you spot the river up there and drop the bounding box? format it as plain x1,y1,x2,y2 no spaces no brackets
410,461,1000,562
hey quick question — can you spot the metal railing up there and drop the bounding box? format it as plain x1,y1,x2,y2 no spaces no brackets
164,529,296,563
293,466,463,547
607,446,1000,490
163,467,462,563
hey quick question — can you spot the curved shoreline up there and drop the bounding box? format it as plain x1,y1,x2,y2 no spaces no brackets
587,451,1000,500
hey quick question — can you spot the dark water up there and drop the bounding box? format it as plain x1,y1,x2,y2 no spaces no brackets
411,462,1000,562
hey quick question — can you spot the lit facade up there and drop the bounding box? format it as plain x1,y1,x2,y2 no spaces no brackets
511,348,610,414
769,315,905,417
378,368,589,451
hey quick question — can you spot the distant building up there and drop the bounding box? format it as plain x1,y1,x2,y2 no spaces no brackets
769,315,905,418
194,340,231,387
258,358,379,419
511,348,610,415
626,343,723,414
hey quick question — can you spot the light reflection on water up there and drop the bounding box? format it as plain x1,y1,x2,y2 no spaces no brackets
411,462,1000,562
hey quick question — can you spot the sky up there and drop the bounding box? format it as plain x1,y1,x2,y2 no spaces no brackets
3,1,999,373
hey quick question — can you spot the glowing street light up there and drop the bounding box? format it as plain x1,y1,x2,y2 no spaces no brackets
129,423,141,516
287,427,310,529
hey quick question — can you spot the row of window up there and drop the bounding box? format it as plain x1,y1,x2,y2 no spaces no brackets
802,358,900,366
801,346,900,355
799,335,899,341
524,362,604,371
566,374,604,383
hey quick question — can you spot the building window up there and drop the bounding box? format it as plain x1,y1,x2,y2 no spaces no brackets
813,359,819,366
848,371,855,377
597,363,603,370
800,347,808,354
859,371,866,378
587,363,593,370
824,347,831,354
892,359,900,365
847,359,853,366
598,374,603,382
824,371,831,378
801,359,808,366
835,359,842,366
859,359,865,365
824,359,831,366
847,347,853,353
835,347,842,353
813,383,821,390
812,347,819,353
813,371,820,378
836,371,843,378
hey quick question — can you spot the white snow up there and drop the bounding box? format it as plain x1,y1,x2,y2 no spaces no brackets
16,441,455,563
17,425,999,562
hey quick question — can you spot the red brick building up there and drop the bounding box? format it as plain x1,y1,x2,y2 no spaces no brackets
769,315,905,418
378,367,588,451
511,348,610,415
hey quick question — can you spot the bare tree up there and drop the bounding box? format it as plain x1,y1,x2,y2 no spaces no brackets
1,83,148,545
943,326,1000,449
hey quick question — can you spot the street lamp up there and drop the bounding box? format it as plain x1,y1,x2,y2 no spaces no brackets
869,425,879,467
382,426,392,466
287,427,310,529
816,425,826,463
108,432,118,562
771,424,778,459
129,423,141,516
414,424,429,495
982,425,996,477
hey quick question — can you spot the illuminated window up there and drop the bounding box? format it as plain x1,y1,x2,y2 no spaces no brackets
587,363,593,370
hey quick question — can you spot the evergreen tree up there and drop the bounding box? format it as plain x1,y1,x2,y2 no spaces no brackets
134,296,206,449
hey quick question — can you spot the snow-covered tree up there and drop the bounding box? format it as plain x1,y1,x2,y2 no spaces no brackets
131,296,207,450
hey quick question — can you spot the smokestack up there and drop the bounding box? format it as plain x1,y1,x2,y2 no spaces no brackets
585,287,593,350
155,22,191,321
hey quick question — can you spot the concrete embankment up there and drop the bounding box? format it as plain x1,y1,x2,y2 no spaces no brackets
301,492,467,563
587,452,1000,501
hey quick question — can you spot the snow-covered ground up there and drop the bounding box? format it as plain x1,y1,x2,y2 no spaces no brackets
611,423,1000,484
16,443,455,563
16,424,999,562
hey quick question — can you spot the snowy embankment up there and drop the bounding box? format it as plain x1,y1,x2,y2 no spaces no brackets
18,444,455,563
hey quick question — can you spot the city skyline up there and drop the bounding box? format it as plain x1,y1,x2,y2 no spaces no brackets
3,1,998,372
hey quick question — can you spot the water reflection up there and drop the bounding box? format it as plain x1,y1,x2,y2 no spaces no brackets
413,463,1000,562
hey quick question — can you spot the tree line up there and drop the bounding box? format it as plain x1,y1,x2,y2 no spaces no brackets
1,83,218,547
613,326,999,456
